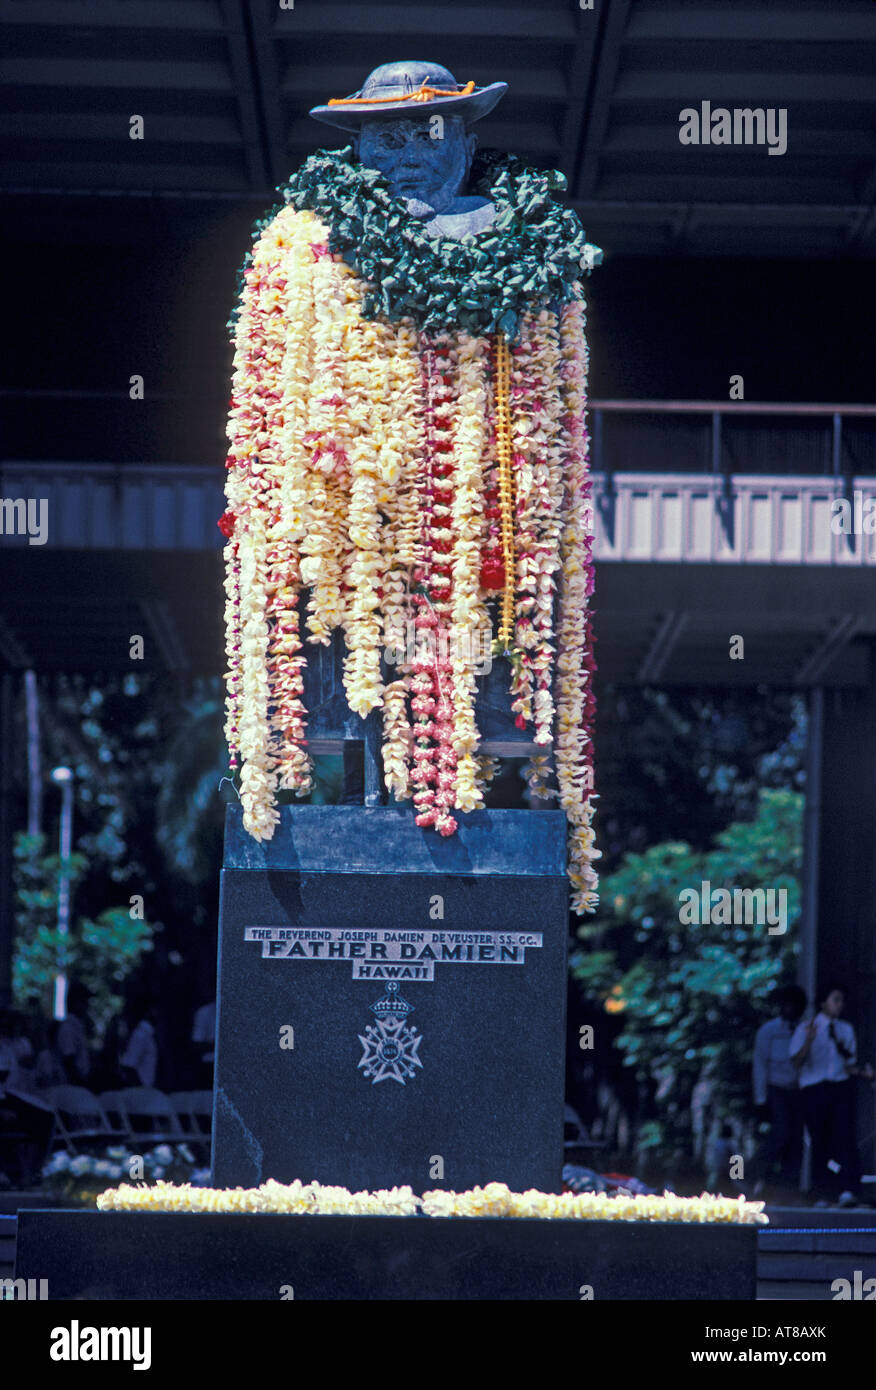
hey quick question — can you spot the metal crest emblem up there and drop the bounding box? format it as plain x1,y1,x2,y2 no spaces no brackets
357,981,423,1085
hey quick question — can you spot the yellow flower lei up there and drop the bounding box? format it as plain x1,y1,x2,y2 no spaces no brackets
341,314,388,719
299,238,355,644
524,311,567,747
238,508,279,840
379,318,423,802
97,1179,767,1225
555,299,599,912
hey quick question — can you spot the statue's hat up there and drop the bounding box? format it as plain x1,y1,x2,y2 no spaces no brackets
309,60,507,132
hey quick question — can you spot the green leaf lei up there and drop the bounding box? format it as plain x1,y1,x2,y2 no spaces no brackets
230,146,602,341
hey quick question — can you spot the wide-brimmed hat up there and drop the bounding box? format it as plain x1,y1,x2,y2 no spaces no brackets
309,60,508,132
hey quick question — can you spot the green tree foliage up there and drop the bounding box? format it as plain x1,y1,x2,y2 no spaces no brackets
571,789,802,1161
154,689,227,885
27,674,227,1000
11,673,353,1038
596,689,806,873
12,833,152,1038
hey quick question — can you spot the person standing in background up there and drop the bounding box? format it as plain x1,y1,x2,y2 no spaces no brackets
0,1009,37,1094
752,984,806,1199
191,998,216,1089
791,984,873,1206
119,995,159,1089
56,981,91,1084
0,1010,54,1186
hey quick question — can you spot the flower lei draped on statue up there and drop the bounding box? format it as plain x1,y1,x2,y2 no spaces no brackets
221,146,602,914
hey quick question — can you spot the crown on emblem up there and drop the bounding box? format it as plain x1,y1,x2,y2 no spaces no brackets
370,980,414,1022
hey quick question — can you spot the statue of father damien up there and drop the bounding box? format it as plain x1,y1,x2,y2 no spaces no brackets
222,61,602,913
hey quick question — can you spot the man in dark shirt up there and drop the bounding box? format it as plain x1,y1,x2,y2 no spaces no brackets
752,984,806,1198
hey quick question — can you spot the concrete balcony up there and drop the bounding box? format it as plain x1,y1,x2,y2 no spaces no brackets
0,465,873,567
594,473,876,567
0,402,873,684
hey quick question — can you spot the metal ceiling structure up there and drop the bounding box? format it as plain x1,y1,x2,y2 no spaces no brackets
1,0,874,255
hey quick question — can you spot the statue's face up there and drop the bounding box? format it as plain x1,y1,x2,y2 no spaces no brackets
356,115,477,215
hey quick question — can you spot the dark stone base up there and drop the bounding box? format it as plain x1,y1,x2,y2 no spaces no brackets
15,1210,757,1300
213,805,571,1195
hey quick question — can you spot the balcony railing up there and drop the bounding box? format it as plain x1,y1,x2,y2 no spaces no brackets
591,401,876,479
592,472,876,566
0,402,872,562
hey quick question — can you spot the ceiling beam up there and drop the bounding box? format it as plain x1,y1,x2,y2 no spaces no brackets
273,6,577,40
557,9,601,182
241,0,289,187
0,163,251,192
627,9,876,43
0,113,243,145
140,599,190,673
589,176,855,205
793,615,863,685
845,206,876,251
0,1,224,30
576,0,631,198
635,610,688,683
220,0,270,189
0,58,233,91
614,73,876,102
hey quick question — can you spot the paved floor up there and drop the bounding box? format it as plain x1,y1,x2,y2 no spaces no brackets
758,1204,876,1300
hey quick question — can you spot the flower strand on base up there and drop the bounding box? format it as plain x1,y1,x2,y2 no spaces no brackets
98,1179,767,1225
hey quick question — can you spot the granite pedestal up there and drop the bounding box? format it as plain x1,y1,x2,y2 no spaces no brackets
212,805,569,1194
14,1210,758,1300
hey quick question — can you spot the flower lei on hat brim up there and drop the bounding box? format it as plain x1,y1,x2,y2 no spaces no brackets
229,146,601,342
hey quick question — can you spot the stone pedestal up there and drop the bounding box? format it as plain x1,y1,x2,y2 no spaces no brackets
14,1210,757,1301
212,805,569,1194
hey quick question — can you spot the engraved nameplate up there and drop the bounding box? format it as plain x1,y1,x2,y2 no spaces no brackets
244,926,544,982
